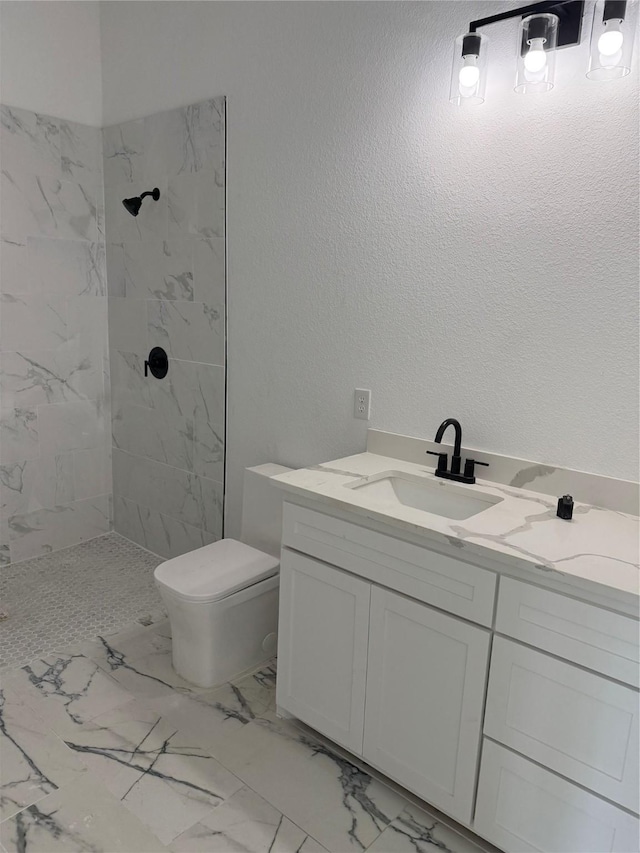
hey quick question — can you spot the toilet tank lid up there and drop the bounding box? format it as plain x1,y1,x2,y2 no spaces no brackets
154,538,279,603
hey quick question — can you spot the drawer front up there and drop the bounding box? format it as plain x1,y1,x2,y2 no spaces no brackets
475,740,640,853
282,503,496,626
485,637,639,811
497,577,639,687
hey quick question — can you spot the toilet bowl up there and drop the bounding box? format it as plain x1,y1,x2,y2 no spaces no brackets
154,463,291,688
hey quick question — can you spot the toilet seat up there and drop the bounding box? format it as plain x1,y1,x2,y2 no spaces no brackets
154,538,279,604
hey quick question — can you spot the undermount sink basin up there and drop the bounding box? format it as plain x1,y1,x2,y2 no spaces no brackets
346,471,502,521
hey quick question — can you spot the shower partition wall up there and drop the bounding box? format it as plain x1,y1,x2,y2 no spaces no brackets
104,97,227,559
0,106,111,565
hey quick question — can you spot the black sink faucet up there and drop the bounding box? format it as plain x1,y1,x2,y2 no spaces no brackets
427,418,489,485
435,418,463,475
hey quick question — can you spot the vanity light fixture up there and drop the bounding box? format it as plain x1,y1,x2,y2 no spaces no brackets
515,12,559,93
449,32,489,105
587,0,638,79
449,0,637,105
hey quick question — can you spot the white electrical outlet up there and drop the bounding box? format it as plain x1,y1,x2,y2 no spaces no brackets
354,388,371,420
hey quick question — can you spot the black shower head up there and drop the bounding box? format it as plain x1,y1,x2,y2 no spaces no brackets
122,187,160,217
122,196,142,216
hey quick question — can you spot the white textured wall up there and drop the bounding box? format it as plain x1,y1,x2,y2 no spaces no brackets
98,1,637,536
0,1,103,126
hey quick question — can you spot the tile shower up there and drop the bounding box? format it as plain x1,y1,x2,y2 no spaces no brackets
0,97,226,567
105,97,226,559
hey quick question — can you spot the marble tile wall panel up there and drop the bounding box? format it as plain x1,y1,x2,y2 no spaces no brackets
0,237,28,293
0,454,74,519
6,494,111,564
108,298,148,352
0,169,100,243
28,237,106,297
113,494,217,560
0,516,10,565
103,118,144,186
1,291,69,351
168,171,225,240
60,119,103,184
0,349,102,409
193,237,225,304
124,239,194,301
105,97,226,556
147,299,224,365
142,98,224,179
112,402,194,471
0,105,61,178
112,449,222,538
0,104,111,565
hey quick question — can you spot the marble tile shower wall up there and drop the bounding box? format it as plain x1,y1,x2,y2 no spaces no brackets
0,105,111,566
104,97,226,559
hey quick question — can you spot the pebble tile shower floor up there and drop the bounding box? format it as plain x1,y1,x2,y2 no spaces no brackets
0,533,164,671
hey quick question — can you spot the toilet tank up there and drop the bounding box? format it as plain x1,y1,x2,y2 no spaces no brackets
240,464,292,557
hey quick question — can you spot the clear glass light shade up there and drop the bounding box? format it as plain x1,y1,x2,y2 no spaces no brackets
515,13,559,93
587,0,637,80
449,32,489,106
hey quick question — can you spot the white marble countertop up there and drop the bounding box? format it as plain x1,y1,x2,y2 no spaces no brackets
272,453,640,606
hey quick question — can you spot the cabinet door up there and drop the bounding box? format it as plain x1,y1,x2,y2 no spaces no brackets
276,549,371,754
363,587,490,824
475,740,640,853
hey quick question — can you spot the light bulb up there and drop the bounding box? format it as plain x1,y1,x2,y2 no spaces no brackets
458,55,480,97
524,38,548,72
598,22,624,56
458,61,480,89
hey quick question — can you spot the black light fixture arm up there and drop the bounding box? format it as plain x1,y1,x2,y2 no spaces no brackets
467,0,585,50
470,1,570,32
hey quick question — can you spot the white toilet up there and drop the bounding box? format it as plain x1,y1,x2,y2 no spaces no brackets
154,463,291,688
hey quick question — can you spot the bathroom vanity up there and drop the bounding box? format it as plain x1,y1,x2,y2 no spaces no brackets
271,444,640,853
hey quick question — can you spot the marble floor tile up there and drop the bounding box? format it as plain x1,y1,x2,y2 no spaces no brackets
0,686,86,821
0,776,168,852
80,618,173,672
7,651,134,739
367,803,494,853
168,786,328,853
148,662,277,754
62,698,243,844
208,713,406,853
100,640,203,700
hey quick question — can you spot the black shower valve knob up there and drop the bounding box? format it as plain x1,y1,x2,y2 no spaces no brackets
144,347,169,379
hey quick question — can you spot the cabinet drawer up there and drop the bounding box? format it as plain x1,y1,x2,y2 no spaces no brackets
282,503,496,626
484,637,639,811
497,577,639,687
475,740,639,853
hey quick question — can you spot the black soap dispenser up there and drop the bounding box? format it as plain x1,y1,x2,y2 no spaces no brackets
556,495,574,520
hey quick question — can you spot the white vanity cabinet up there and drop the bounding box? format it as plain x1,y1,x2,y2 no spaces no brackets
275,500,640,853
277,503,493,825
